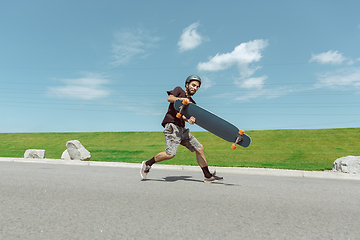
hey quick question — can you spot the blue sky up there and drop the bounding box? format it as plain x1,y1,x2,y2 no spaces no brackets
1,0,360,133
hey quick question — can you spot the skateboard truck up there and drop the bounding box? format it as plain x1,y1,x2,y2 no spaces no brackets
176,99,190,118
231,129,245,149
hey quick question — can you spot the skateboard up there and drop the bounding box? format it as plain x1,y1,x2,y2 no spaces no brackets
174,99,251,149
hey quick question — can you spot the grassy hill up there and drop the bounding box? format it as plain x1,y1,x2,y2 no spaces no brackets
1,128,360,171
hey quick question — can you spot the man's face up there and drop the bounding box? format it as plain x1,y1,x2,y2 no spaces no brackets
186,81,200,96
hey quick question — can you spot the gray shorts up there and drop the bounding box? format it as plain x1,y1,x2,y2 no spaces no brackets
163,123,202,156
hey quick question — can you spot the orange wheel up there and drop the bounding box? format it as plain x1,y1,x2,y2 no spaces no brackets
231,144,237,149
239,129,245,135
176,113,182,118
182,99,189,105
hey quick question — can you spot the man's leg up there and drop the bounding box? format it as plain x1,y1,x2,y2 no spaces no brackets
154,152,175,162
146,151,175,166
180,131,221,181
140,152,175,179
141,124,179,179
195,146,212,178
195,146,207,168
195,146,223,182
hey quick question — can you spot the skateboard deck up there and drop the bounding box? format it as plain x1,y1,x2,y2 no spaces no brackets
174,99,251,149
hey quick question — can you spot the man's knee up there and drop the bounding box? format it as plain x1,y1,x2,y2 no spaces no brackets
196,146,204,153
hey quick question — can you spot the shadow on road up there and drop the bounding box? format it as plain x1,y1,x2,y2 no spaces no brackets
142,175,239,186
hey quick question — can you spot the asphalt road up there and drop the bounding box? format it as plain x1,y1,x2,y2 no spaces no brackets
1,161,359,239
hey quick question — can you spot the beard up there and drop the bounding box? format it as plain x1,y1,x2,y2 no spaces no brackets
186,87,196,96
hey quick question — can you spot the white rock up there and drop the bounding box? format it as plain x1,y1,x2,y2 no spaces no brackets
24,149,46,159
61,150,71,160
333,156,360,174
66,140,91,161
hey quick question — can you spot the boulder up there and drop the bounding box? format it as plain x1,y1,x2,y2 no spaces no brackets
65,140,91,161
24,149,46,159
333,156,360,174
61,150,71,160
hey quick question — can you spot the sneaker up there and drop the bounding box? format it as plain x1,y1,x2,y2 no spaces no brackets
140,161,151,179
204,171,223,182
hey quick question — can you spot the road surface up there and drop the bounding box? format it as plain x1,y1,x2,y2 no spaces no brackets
1,161,359,239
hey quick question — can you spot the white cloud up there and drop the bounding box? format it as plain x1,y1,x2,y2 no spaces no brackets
216,86,291,102
197,39,268,72
236,88,289,101
197,39,268,91
235,75,268,90
48,72,111,100
178,22,206,52
111,28,160,66
315,67,360,88
238,65,263,79
200,75,216,90
309,50,346,65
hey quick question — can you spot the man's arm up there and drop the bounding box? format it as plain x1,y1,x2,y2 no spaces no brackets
168,94,196,124
167,94,185,103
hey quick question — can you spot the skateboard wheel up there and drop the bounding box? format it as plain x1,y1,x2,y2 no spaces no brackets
231,144,237,149
176,113,182,118
239,129,245,135
182,99,189,105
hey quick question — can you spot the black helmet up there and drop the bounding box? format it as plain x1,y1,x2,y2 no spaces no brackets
185,75,201,87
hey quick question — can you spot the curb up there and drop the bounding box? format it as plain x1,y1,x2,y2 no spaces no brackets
1,157,359,181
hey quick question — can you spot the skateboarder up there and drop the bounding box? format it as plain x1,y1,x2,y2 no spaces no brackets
141,75,223,182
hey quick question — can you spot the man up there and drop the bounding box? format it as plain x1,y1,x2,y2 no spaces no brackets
141,75,223,182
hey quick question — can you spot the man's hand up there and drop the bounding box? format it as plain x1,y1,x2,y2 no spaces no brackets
182,115,195,124
188,116,196,125
168,95,189,104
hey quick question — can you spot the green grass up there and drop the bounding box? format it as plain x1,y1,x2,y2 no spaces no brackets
1,128,360,171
